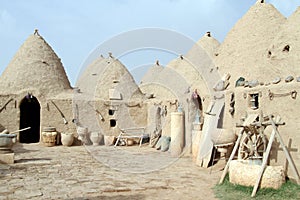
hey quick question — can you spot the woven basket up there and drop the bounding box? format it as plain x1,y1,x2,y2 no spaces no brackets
42,132,57,147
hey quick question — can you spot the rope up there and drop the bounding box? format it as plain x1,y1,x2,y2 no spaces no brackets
268,90,297,100
125,102,141,107
214,94,225,100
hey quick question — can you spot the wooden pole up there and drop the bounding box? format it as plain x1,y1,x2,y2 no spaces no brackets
252,115,300,197
251,123,276,197
269,117,300,184
0,98,13,113
10,127,31,134
51,100,68,124
219,129,244,184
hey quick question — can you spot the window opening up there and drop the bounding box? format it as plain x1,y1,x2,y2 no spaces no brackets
108,109,115,115
110,119,116,127
249,93,259,110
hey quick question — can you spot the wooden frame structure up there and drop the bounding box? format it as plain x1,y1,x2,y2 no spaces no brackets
114,127,146,147
219,114,300,197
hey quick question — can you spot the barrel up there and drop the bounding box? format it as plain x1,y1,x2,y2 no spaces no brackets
42,127,57,147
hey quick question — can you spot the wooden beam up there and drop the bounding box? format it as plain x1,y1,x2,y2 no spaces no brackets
252,115,300,197
0,98,13,113
270,116,300,184
251,121,276,197
219,129,244,184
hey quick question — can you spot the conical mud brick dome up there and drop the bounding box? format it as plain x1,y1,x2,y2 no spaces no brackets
94,56,144,101
267,7,300,77
215,2,286,87
140,61,164,84
0,30,72,96
196,32,220,59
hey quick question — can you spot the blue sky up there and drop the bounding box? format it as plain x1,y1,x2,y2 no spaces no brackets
0,0,299,85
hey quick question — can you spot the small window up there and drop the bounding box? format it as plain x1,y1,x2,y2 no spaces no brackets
283,45,290,52
249,93,259,110
110,119,116,127
108,109,115,115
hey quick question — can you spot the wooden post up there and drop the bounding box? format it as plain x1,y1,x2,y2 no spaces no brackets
281,139,298,177
251,123,276,197
219,129,244,184
269,117,300,184
10,127,31,134
252,115,300,197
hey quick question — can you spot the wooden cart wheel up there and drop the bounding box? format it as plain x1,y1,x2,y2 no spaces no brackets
238,131,267,160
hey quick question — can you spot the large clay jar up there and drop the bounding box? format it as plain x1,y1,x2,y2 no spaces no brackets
61,133,74,146
76,126,88,144
104,136,116,146
211,129,237,145
90,132,101,146
0,133,17,153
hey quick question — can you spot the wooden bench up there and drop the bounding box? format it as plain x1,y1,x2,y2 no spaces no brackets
114,127,146,147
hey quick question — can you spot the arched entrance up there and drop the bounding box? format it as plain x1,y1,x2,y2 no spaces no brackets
19,94,40,143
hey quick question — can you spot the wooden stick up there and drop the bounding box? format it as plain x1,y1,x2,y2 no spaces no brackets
114,132,123,147
270,117,300,184
0,98,13,113
251,121,276,197
10,127,31,134
219,129,244,184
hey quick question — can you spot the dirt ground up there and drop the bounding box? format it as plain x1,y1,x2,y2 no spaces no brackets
0,143,223,199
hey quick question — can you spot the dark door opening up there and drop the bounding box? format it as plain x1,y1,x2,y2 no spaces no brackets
19,94,40,143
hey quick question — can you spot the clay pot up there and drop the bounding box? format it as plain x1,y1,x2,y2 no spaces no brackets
104,136,116,146
127,139,134,146
0,134,17,153
90,132,101,146
61,133,74,146
211,129,237,145
77,126,88,144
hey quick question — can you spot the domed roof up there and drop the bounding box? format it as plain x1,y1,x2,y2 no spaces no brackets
164,35,218,95
266,7,300,77
215,2,286,87
75,55,106,96
93,56,144,101
196,32,220,59
0,32,72,96
140,61,164,84
140,64,189,100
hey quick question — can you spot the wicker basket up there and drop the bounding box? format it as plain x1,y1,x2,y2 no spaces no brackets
42,132,57,147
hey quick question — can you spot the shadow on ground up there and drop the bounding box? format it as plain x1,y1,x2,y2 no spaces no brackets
68,194,145,200
14,158,52,163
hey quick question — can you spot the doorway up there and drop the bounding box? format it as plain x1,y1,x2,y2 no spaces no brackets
19,94,40,143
